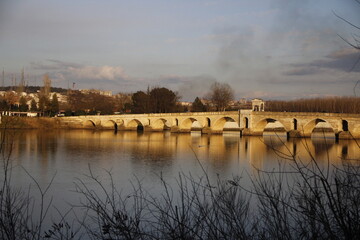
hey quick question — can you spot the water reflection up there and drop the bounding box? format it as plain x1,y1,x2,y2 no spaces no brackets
1,129,358,234
2,129,359,189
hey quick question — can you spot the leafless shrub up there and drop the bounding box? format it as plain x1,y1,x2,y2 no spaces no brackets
250,136,360,239
74,137,359,240
74,167,254,240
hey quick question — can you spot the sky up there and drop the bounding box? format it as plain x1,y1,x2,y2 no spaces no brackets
0,0,359,101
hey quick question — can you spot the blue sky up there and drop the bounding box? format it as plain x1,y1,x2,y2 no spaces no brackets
0,0,359,100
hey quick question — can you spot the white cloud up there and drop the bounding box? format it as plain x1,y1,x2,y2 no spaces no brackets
68,65,127,81
31,60,128,81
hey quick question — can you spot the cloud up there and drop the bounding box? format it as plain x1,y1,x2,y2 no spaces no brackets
68,65,127,81
269,74,356,85
314,48,360,72
327,48,358,59
29,59,133,91
139,74,217,101
170,75,217,101
214,26,259,72
210,0,347,94
29,59,218,99
284,48,360,76
30,59,82,70
32,60,127,81
270,0,310,31
284,66,322,76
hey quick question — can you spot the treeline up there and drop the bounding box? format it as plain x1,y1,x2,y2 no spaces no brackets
67,91,131,115
266,97,360,114
131,87,184,113
0,76,238,115
0,86,183,116
66,87,183,115
0,86,68,94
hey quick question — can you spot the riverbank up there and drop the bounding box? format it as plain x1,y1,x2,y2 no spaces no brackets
0,116,59,129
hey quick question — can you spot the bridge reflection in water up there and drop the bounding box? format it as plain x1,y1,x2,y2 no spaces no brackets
4,129,359,224
8,129,359,174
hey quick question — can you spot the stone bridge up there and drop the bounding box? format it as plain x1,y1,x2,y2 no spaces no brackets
57,110,360,139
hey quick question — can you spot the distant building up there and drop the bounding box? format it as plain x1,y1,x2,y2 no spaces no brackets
178,101,192,106
252,98,265,111
0,90,69,110
200,99,210,105
79,89,112,96
52,93,68,104
236,98,252,109
1,111,40,117
238,98,249,104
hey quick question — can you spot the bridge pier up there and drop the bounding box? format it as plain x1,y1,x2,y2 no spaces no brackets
144,126,154,132
249,131,263,136
170,126,180,133
288,130,302,138
170,126,191,133
338,131,353,140
241,128,251,136
201,127,212,134
123,127,138,131
210,130,223,134
117,125,126,131
179,129,191,133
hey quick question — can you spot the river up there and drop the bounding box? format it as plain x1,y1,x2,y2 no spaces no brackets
1,129,359,236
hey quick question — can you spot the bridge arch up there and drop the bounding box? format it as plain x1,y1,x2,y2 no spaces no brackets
243,117,249,129
212,117,238,132
102,120,118,130
151,118,170,130
342,120,349,131
293,118,298,130
303,118,334,136
180,117,199,130
206,117,211,127
253,118,289,132
83,120,96,128
126,119,144,131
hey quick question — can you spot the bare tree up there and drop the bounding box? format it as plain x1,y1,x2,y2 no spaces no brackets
206,82,234,111
266,97,360,113
334,0,360,95
334,3,360,51
3,91,18,110
16,68,25,93
41,74,51,96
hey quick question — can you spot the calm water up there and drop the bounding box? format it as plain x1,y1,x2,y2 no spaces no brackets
1,129,359,221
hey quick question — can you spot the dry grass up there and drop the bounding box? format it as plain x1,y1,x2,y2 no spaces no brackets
0,116,58,129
